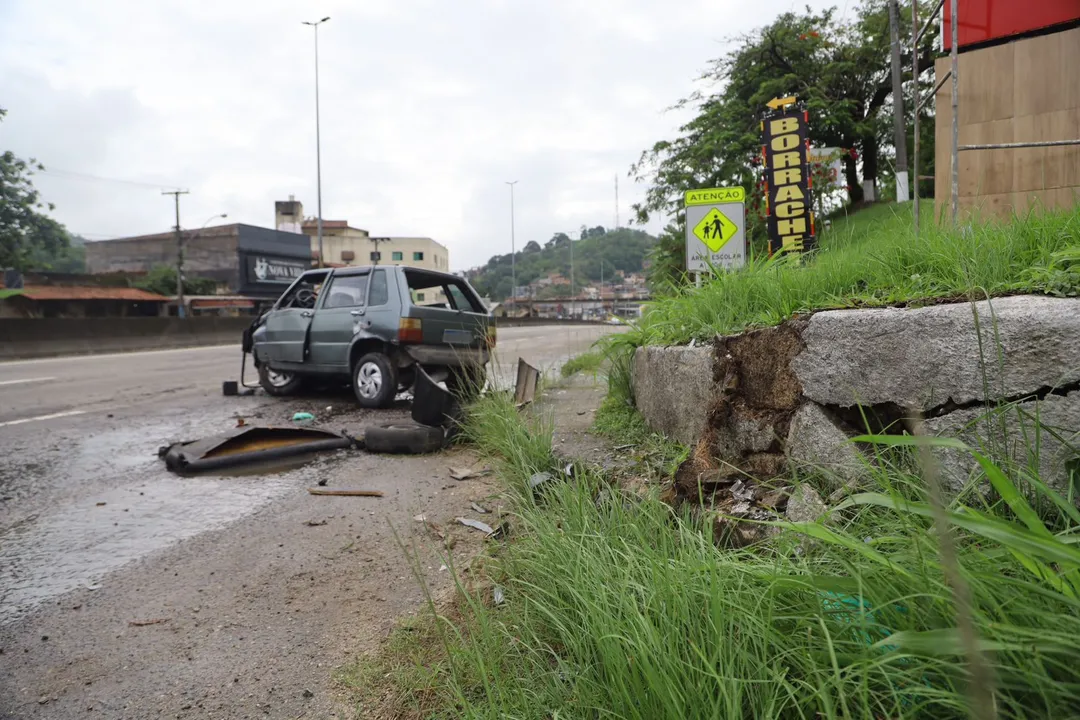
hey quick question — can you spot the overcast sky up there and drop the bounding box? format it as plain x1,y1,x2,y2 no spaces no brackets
1,0,838,271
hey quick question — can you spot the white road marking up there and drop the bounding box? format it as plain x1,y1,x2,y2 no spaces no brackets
0,376,56,386
0,410,87,427
0,343,239,367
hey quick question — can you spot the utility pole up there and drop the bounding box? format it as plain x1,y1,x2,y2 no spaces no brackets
888,0,910,202
162,189,190,318
569,233,575,319
303,17,330,267
505,181,517,310
614,173,619,229
600,258,605,318
370,236,391,265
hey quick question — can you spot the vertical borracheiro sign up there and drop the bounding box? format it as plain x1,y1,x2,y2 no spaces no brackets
684,186,746,272
762,96,816,256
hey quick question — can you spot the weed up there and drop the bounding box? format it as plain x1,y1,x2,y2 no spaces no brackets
560,349,605,378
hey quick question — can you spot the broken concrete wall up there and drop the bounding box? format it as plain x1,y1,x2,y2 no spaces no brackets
632,345,717,446
631,295,1080,499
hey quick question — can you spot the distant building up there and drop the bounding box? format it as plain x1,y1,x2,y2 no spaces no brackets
0,271,168,318
275,196,450,273
85,224,311,301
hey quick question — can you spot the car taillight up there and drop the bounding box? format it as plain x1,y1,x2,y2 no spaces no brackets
486,325,496,348
398,318,423,343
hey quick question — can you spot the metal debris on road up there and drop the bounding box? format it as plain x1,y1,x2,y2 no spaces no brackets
470,502,491,514
449,466,492,481
514,358,540,406
129,618,170,627
306,488,384,497
456,517,495,535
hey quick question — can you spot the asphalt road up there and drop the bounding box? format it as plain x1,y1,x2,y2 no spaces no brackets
0,324,618,719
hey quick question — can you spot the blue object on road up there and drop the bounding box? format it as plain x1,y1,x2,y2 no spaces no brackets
292,412,315,425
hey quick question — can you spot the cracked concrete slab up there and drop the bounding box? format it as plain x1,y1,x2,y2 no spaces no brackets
924,391,1080,494
794,296,1080,411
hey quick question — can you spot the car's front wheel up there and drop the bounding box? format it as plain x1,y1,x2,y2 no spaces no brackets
353,352,398,408
258,364,305,396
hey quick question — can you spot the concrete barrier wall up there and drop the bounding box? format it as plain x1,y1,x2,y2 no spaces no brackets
495,317,604,327
0,317,253,360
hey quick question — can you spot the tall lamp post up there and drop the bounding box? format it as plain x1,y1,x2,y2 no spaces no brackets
505,180,517,311
177,213,227,317
302,16,330,268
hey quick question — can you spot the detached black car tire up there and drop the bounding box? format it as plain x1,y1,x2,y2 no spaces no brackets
258,364,305,396
364,423,446,454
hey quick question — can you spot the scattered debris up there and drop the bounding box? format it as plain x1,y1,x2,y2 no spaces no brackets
235,417,247,428
576,410,588,415
317,478,328,486
493,586,505,605
302,689,314,700
449,466,491,481
514,358,540,406
95,502,106,507
489,519,510,539
292,412,315,425
413,513,428,523
470,502,491,514
306,488,384,497
529,472,553,490
613,444,635,451
456,517,495,535
161,426,352,474
129,618,170,627
439,564,448,572
303,519,328,526
561,463,574,477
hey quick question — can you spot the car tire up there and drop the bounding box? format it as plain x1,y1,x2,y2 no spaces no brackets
353,352,398,408
258,364,305,396
364,423,446,454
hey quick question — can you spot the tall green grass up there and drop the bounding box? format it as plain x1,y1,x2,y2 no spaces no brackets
630,206,1080,348
355,392,1080,719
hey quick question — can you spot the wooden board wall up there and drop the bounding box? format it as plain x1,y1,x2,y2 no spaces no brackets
934,26,1080,220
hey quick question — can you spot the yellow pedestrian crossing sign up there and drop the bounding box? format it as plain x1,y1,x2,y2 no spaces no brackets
684,186,745,272
692,208,738,252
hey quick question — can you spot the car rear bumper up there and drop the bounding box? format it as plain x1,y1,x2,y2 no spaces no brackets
405,345,489,367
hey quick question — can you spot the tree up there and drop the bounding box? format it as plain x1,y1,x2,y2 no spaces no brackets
523,240,542,253
0,109,73,272
631,1,937,231
132,265,217,296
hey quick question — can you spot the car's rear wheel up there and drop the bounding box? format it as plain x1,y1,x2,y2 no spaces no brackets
353,352,398,408
258,364,305,396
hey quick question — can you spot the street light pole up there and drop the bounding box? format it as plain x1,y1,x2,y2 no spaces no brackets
303,16,330,268
505,180,517,310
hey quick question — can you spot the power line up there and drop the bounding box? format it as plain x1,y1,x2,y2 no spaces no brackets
36,168,183,191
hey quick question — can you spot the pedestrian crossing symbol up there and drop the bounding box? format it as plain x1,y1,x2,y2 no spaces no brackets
692,208,738,252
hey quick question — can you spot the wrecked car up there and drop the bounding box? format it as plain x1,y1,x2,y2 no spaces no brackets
249,265,494,408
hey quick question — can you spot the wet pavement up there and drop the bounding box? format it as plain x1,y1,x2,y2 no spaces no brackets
0,324,618,719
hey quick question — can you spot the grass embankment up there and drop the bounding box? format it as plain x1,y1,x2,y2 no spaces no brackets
343,207,1080,718
347,391,1080,718
627,204,1080,348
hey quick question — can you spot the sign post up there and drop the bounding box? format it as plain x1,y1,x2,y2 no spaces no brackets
684,186,746,274
762,97,816,257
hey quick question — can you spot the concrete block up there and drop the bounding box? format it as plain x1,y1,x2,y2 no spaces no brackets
632,345,716,446
924,391,1080,495
785,484,827,523
794,296,1080,411
786,402,866,489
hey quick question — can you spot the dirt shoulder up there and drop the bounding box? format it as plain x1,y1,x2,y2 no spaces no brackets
0,431,502,720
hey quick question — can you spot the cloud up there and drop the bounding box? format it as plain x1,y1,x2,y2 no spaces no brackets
0,0,835,268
